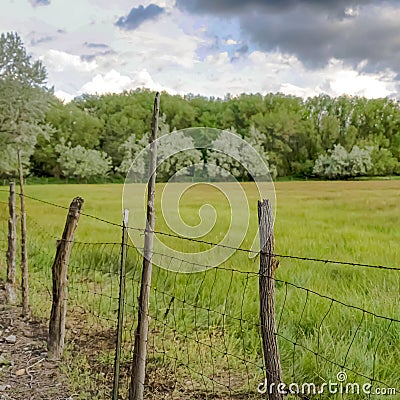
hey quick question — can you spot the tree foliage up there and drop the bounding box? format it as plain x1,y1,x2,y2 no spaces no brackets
0,31,52,176
1,31,400,180
207,127,276,180
55,139,112,180
313,144,372,179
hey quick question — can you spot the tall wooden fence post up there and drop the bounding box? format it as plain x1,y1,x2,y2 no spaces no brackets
112,209,129,400
129,92,160,400
258,199,284,400
18,150,29,317
5,182,17,304
48,196,84,360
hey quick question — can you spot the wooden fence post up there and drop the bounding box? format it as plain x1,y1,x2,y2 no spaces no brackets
112,209,129,400
18,150,29,318
5,182,17,304
129,92,160,400
48,196,84,360
258,199,284,400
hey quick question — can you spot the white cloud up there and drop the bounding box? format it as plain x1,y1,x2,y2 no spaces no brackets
42,49,98,72
279,83,318,98
329,70,394,98
49,45,397,100
223,38,238,45
114,10,203,70
79,69,176,95
205,52,230,66
4,0,397,101
165,50,397,99
344,6,360,17
54,90,75,103
80,70,131,94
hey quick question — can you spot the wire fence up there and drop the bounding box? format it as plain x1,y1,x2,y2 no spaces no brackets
0,190,399,399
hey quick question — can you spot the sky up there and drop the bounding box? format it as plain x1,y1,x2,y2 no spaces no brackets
2,0,400,102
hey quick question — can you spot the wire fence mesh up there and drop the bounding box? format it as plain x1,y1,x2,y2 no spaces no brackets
0,191,399,399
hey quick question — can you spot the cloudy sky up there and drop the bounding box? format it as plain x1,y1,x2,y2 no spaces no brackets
2,0,400,101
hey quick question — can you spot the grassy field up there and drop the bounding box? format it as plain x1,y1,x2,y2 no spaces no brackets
0,180,399,399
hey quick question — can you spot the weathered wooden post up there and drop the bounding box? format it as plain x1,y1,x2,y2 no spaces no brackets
129,92,160,400
258,199,284,400
112,209,129,400
18,150,29,317
5,182,17,304
48,196,84,360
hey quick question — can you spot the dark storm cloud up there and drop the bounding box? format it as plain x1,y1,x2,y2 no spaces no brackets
115,4,165,31
231,44,249,62
176,0,400,73
29,0,50,6
175,0,375,15
236,44,249,55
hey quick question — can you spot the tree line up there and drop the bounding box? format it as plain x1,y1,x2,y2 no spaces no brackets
1,31,400,182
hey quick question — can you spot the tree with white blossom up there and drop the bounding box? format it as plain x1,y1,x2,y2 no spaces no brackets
55,139,112,180
313,144,372,179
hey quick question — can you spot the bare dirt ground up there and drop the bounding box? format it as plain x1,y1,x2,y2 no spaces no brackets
0,283,71,400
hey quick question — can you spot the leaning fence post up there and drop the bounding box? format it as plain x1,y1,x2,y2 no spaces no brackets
18,150,29,317
48,197,84,360
129,92,160,400
258,199,283,400
112,209,129,400
5,182,17,304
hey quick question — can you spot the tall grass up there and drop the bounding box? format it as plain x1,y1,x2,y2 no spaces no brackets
0,181,399,399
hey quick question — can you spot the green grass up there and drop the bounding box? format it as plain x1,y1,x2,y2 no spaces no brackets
0,181,399,399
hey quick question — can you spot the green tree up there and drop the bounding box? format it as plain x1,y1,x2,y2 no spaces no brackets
116,133,149,175
157,131,203,181
313,144,372,179
207,128,276,180
0,31,52,177
368,147,400,176
55,139,112,180
32,100,104,176
74,90,154,167
24,87,400,180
